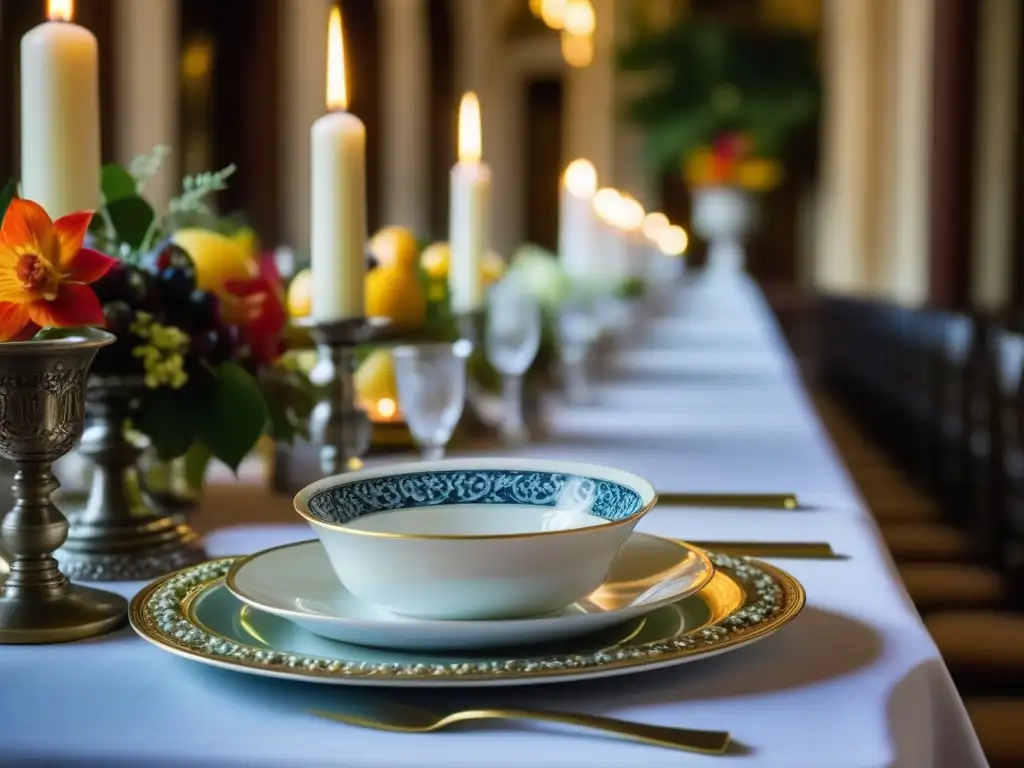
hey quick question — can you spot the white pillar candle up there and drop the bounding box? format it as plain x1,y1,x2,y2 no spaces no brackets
20,0,101,219
448,92,491,315
310,7,367,322
616,195,646,279
592,187,624,283
641,211,671,284
558,159,598,282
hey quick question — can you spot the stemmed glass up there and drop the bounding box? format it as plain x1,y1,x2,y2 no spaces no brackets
392,340,472,461
556,296,599,406
486,274,543,444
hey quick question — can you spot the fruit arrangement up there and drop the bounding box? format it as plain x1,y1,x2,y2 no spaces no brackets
14,146,316,481
684,132,783,192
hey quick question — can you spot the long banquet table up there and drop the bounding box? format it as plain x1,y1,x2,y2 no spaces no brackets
0,275,988,767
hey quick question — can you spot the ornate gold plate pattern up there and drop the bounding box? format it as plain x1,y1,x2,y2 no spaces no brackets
129,547,805,687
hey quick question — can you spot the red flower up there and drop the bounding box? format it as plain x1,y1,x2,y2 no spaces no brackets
221,253,287,366
0,199,116,341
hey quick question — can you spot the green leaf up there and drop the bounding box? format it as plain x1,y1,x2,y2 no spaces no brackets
264,395,296,443
106,195,155,251
136,388,195,460
101,164,137,203
189,362,268,473
183,442,213,492
0,178,15,222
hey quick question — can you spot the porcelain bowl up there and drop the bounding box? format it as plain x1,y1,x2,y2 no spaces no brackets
293,458,657,620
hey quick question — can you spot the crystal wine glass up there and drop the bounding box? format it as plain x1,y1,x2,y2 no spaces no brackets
392,340,472,461
556,297,599,406
486,275,543,444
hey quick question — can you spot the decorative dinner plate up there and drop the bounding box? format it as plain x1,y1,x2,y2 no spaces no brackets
223,534,715,651
129,547,805,687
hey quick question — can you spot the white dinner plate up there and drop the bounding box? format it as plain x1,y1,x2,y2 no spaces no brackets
225,534,714,651
129,541,805,688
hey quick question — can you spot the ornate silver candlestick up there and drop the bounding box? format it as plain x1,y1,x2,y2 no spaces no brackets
300,317,392,477
0,329,127,644
57,377,207,581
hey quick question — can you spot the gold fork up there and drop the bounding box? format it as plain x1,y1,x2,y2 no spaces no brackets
309,704,731,754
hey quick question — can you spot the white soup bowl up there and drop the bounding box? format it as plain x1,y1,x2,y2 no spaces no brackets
293,458,656,620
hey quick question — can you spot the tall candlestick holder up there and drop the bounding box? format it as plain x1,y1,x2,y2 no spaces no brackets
300,317,393,477
57,376,207,581
0,329,128,644
453,311,502,443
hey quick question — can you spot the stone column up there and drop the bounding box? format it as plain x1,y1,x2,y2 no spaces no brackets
279,0,331,254
112,0,178,213
379,0,430,236
814,0,874,293
563,0,616,185
884,0,934,305
970,0,1021,310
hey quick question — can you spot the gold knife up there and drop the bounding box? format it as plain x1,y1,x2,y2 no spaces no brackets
686,540,841,559
659,492,799,510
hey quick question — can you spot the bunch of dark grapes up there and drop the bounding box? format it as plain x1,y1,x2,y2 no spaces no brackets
90,239,243,379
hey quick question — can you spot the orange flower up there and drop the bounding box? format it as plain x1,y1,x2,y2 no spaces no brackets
0,198,116,341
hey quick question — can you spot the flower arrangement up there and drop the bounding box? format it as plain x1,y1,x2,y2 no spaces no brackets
617,18,819,178
0,147,314,486
684,132,783,192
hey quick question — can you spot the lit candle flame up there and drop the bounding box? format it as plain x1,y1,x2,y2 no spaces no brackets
592,188,621,223
658,225,689,256
616,195,645,231
563,159,597,198
47,0,75,21
642,212,670,242
376,398,398,419
564,0,596,35
326,7,348,111
561,31,594,68
458,92,482,163
540,0,568,29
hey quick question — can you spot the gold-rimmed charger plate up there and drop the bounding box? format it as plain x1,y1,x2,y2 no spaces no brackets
129,542,805,688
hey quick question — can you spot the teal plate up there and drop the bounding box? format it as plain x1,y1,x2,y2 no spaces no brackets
129,548,805,687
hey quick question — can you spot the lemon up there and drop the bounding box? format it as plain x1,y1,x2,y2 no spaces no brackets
286,268,312,318
354,348,398,403
421,243,505,284
369,226,420,271
230,226,260,260
420,242,450,279
365,265,427,330
171,228,257,294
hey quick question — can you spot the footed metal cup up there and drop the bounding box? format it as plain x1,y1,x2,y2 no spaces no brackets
0,328,128,644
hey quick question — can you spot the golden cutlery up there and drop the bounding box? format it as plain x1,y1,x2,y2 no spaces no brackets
309,704,731,754
687,540,841,559
659,492,799,509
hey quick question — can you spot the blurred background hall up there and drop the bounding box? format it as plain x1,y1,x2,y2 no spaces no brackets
1,0,1022,764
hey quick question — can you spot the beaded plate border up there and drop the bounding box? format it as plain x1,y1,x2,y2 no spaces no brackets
129,550,805,686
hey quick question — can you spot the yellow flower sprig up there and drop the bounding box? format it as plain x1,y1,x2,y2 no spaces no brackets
130,312,190,390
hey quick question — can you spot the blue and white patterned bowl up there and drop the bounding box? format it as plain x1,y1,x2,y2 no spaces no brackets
294,458,657,620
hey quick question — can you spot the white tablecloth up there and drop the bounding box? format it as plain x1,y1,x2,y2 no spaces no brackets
0,275,987,767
